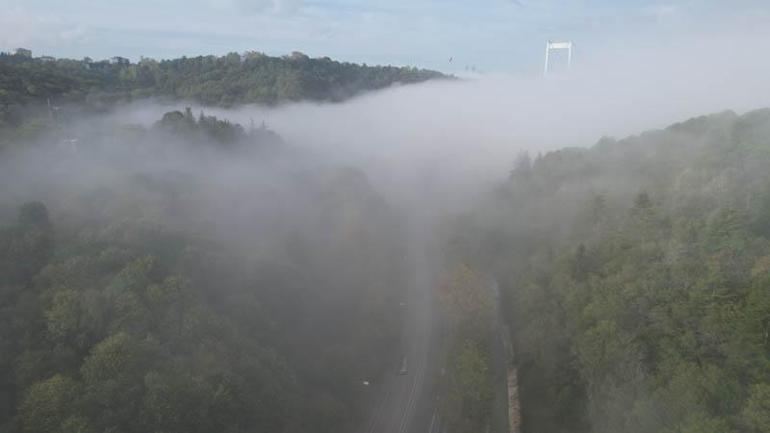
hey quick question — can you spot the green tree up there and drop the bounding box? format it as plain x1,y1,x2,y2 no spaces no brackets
743,384,770,432
18,375,81,433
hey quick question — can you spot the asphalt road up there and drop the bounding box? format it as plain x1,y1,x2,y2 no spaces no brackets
362,231,442,433
490,279,513,433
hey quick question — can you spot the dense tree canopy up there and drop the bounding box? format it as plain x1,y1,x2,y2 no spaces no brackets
0,112,409,433
438,264,495,433
0,50,446,110
0,50,446,152
453,109,770,433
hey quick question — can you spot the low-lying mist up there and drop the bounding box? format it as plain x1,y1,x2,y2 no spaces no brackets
2,29,770,433
98,33,770,218
0,106,414,433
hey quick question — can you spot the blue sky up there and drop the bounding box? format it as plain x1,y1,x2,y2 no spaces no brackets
1,0,769,74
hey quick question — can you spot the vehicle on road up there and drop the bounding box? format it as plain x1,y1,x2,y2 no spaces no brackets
399,356,408,375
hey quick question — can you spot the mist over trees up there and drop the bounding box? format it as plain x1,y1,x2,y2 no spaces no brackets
451,109,770,433
0,50,447,156
4,41,770,433
0,51,458,432
0,108,412,433
437,264,494,433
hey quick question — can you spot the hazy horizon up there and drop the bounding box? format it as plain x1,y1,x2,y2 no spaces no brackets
3,3,770,433
2,0,770,74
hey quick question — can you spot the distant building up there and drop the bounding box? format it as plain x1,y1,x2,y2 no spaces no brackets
39,56,55,62
109,56,130,66
14,48,32,58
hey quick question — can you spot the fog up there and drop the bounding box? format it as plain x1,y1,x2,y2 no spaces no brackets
2,28,765,316
99,33,770,218
3,28,770,433
3,30,769,319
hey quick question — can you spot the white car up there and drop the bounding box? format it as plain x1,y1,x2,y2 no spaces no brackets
398,356,408,375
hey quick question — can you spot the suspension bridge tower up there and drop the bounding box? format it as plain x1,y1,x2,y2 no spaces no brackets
543,40,573,76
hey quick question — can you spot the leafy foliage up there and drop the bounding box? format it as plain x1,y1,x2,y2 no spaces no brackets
0,51,446,110
0,113,409,433
456,109,770,433
438,264,494,433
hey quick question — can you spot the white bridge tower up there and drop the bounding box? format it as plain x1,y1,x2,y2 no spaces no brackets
544,40,573,75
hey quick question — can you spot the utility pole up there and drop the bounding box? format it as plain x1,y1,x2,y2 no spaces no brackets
47,97,61,120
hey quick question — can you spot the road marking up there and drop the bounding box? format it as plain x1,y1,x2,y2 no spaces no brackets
398,308,429,433
367,246,437,433
366,381,394,433
397,348,420,433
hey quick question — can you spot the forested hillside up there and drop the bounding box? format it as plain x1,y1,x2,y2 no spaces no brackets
0,51,445,110
452,108,770,433
0,111,409,433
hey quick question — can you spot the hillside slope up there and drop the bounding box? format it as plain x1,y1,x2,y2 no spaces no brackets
0,111,409,433
454,109,770,433
0,50,446,111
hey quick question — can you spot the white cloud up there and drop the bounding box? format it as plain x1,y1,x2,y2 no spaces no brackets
0,7,46,48
0,6,87,52
207,0,304,15
642,4,679,19
2,0,770,72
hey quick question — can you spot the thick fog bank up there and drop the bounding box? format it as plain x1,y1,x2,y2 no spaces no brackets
108,35,770,215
